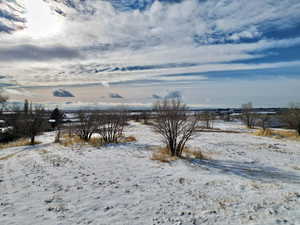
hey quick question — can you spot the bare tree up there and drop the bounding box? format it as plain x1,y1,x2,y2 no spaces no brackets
152,99,199,157
75,111,99,141
0,90,8,113
24,99,29,114
20,105,47,145
141,111,150,124
241,102,257,128
96,110,128,144
49,108,65,143
281,103,300,135
199,111,216,129
257,114,272,131
1,103,47,144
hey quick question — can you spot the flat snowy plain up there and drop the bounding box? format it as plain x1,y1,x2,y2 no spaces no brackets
0,121,300,225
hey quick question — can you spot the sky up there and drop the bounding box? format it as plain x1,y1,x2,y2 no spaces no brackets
0,0,300,109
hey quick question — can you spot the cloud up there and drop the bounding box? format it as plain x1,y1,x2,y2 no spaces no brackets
0,0,300,107
165,90,182,99
101,81,110,87
53,89,74,97
0,44,81,62
152,90,182,100
0,1,25,33
109,93,123,98
152,94,161,99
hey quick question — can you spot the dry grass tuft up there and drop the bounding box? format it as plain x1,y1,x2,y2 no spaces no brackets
60,134,137,147
0,153,18,160
38,149,49,155
59,135,86,147
253,128,299,140
151,146,209,163
182,147,209,160
151,147,178,163
253,129,273,136
0,139,41,150
122,136,137,143
88,137,104,147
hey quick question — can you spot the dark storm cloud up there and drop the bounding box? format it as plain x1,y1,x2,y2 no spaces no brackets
0,44,82,62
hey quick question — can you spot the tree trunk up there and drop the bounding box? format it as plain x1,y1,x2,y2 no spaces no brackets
31,135,35,145
55,128,61,143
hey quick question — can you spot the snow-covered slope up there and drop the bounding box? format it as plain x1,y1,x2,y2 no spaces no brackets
0,122,300,225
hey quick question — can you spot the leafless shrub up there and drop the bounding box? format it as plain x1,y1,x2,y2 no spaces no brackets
75,111,99,141
281,103,300,135
96,110,128,144
241,102,257,128
152,99,199,157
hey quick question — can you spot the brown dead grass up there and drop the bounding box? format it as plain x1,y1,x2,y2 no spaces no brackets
60,135,137,147
253,128,300,141
0,139,41,150
196,128,240,133
151,146,209,163
151,147,178,163
59,135,86,147
89,137,104,147
38,149,49,155
182,147,210,160
0,153,18,160
121,136,137,143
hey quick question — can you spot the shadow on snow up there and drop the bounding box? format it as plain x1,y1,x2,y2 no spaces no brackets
187,158,300,184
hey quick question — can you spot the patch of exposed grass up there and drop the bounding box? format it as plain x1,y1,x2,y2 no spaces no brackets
253,128,300,141
88,137,104,147
151,147,178,163
60,135,137,147
196,127,240,133
38,149,49,155
151,146,209,163
0,139,41,150
0,153,18,160
59,135,86,147
121,136,137,143
253,129,273,136
182,147,210,160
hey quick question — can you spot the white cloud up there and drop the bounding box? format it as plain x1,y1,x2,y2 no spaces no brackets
1,0,300,107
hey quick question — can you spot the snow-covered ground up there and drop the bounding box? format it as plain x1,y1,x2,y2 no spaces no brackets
0,121,300,225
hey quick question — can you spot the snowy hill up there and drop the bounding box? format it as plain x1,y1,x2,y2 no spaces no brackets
0,121,300,225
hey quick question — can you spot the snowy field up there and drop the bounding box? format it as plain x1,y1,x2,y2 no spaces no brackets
0,121,300,225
